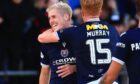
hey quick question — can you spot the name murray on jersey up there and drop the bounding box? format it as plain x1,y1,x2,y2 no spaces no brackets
86,24,109,37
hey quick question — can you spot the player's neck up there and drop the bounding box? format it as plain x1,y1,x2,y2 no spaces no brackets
63,22,71,28
83,15,100,22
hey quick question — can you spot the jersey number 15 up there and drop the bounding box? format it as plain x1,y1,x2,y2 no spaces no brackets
86,39,111,65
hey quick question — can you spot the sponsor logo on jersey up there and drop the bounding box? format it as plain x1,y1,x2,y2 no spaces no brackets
116,42,125,48
52,57,76,65
86,24,108,31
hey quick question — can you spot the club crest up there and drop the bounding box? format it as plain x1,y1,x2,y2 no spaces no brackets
60,49,69,57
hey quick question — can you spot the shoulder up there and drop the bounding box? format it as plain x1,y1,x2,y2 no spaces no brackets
58,26,77,34
63,26,77,31
101,21,119,36
119,32,129,43
98,21,117,32
121,28,140,41
127,28,138,34
120,28,138,38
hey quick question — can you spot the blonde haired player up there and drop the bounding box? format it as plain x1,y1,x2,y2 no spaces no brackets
39,2,77,84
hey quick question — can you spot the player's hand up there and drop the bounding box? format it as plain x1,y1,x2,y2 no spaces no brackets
56,64,76,78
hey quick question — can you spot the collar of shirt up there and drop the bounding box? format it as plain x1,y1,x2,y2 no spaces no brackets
87,18,100,22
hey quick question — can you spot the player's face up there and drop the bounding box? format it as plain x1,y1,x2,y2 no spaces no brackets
48,9,67,31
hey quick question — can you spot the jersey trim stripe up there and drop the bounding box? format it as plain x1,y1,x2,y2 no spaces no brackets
40,63,49,67
112,57,124,65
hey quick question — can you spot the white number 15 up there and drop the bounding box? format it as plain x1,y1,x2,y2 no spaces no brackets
86,39,111,65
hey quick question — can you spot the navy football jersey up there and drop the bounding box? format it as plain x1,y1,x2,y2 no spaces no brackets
57,19,119,84
40,41,77,84
113,28,140,84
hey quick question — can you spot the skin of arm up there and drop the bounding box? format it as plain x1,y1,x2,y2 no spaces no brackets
39,65,51,84
56,64,76,78
38,29,59,43
100,61,123,84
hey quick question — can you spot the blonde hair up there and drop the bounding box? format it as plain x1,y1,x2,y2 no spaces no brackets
80,0,103,16
47,1,72,20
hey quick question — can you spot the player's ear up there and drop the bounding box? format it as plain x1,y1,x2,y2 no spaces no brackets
64,13,69,21
81,10,85,21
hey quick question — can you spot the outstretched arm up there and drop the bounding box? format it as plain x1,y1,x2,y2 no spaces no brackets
100,60,123,84
38,29,59,43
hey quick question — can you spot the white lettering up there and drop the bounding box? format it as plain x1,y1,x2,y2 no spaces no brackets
131,43,140,51
116,42,125,48
87,30,109,37
53,57,76,65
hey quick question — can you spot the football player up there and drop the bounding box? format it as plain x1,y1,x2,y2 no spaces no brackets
38,0,119,84
39,2,77,84
100,0,140,84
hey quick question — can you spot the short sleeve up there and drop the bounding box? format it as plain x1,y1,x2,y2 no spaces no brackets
112,32,128,65
110,26,120,57
40,44,50,67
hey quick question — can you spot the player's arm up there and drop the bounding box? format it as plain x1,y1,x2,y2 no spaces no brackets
100,31,127,84
38,29,59,43
39,65,51,84
39,50,51,84
100,60,123,84
56,64,76,78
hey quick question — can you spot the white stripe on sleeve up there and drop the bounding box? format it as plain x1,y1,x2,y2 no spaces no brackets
40,63,49,67
112,57,125,65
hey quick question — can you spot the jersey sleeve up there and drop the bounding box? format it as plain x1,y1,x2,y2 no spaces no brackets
110,26,120,57
112,32,128,65
40,44,50,67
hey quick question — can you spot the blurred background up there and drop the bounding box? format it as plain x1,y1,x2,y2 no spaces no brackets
0,0,137,84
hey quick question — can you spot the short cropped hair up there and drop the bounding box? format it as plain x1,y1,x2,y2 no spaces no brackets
80,0,103,16
47,1,72,20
